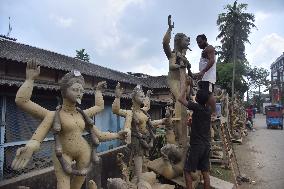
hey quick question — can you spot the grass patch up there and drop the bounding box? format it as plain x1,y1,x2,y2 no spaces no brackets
210,164,234,182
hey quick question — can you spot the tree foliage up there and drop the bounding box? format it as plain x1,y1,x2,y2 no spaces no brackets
247,67,270,91
244,66,270,107
217,62,248,96
75,49,90,62
216,1,256,96
216,1,256,63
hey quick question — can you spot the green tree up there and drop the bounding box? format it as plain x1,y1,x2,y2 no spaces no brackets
75,49,90,62
216,61,248,97
246,67,270,107
216,1,256,63
216,1,256,96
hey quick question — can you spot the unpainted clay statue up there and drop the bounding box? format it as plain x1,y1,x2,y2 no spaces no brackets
107,178,129,189
12,60,126,189
159,144,183,179
162,15,192,147
229,96,247,140
156,77,196,180
153,15,194,180
214,88,225,102
112,83,168,185
116,153,130,183
163,106,176,144
220,92,229,117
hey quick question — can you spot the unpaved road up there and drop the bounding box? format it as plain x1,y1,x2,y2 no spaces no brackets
235,114,284,189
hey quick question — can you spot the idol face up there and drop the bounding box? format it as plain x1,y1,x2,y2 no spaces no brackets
65,83,84,104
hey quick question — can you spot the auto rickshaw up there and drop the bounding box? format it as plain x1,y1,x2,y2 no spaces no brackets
266,104,283,130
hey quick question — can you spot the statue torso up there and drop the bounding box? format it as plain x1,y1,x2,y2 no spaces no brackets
132,109,148,134
168,51,187,81
58,110,90,157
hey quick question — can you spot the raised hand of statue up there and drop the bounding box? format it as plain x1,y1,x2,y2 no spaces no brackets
117,130,128,140
88,180,98,189
168,15,174,30
163,106,173,125
115,82,124,98
146,90,152,98
96,81,107,91
26,59,40,80
165,106,172,118
11,140,40,170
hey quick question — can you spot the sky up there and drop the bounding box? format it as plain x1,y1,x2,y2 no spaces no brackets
1,0,284,76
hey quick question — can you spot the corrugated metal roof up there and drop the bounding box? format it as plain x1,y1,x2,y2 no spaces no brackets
0,78,169,103
0,39,169,89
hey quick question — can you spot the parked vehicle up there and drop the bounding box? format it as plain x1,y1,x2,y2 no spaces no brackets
266,104,283,130
263,102,271,115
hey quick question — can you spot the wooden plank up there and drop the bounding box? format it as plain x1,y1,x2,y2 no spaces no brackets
210,159,223,163
231,137,242,144
212,141,222,145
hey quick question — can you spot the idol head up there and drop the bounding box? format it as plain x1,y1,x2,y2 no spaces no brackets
59,70,85,104
174,33,190,51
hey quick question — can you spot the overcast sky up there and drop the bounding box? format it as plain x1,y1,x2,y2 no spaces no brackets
1,0,284,76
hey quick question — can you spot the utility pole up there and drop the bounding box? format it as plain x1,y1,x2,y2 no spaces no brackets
231,34,237,98
6,17,12,37
231,7,238,98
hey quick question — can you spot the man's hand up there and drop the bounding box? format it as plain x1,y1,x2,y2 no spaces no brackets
26,59,40,80
194,70,205,80
115,82,124,98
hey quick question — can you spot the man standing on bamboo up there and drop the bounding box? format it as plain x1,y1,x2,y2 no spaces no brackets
195,34,216,116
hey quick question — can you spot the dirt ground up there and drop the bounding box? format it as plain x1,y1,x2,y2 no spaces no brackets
234,114,284,189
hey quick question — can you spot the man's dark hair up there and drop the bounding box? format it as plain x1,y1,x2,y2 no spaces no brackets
196,90,210,105
196,34,207,41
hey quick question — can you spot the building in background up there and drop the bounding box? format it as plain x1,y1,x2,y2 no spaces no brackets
0,37,171,180
271,52,284,104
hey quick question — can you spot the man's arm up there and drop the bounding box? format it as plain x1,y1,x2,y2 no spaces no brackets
178,76,199,111
178,75,193,107
178,88,198,111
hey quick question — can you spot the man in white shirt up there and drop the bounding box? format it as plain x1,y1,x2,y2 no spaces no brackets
195,34,216,116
